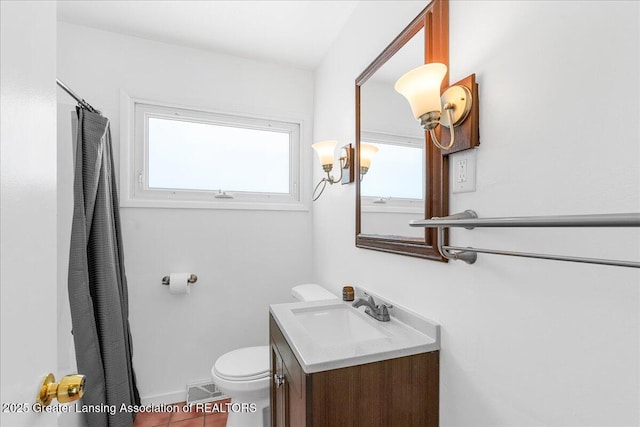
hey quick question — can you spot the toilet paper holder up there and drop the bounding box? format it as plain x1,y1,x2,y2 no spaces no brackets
162,274,198,286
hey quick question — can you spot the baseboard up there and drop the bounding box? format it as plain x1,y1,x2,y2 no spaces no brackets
140,390,185,406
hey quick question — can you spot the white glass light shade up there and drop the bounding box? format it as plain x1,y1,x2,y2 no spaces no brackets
312,140,338,167
360,143,379,170
394,63,447,119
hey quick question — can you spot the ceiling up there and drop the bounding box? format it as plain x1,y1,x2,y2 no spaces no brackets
57,0,361,70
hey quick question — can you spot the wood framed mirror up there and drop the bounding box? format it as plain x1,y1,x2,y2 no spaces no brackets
355,0,449,260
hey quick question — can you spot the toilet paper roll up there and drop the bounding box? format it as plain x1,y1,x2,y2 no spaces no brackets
169,272,191,295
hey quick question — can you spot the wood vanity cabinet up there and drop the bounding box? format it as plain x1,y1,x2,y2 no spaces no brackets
269,314,439,426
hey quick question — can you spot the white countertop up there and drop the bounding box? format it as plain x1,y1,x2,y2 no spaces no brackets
269,292,440,374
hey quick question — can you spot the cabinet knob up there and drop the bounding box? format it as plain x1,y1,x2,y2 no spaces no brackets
274,373,285,388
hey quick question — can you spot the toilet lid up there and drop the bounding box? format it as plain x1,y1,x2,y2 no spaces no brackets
213,346,270,381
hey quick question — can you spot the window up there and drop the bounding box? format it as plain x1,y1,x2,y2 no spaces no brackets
121,98,305,210
360,131,424,213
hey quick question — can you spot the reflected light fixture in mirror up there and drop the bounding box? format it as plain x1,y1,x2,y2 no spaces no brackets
395,63,475,150
359,143,378,179
312,140,354,201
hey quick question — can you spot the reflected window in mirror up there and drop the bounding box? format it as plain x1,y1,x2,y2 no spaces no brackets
360,132,424,238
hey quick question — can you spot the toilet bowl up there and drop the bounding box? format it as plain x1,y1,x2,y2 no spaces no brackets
211,346,271,427
211,284,338,427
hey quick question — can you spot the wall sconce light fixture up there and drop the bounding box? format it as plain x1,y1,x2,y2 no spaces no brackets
395,63,478,152
312,140,354,201
359,143,378,179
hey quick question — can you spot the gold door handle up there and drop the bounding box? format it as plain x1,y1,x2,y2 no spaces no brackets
37,373,85,406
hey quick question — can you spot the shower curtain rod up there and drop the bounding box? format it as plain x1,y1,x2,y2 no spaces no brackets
56,79,101,114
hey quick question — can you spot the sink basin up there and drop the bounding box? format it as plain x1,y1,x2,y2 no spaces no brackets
270,294,440,373
291,304,387,345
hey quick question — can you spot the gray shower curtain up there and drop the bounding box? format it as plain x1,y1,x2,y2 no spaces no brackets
68,107,140,427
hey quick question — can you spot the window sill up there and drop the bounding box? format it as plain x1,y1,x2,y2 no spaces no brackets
120,196,310,212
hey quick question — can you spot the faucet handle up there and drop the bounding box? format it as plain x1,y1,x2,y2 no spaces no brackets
367,294,395,311
378,304,392,322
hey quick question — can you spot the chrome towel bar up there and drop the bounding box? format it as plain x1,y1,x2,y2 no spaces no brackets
409,211,640,268
410,211,640,228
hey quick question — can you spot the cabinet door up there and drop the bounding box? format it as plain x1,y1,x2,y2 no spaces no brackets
270,314,307,426
271,344,288,427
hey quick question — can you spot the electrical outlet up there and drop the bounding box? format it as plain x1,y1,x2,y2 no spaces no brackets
451,150,477,193
457,159,467,183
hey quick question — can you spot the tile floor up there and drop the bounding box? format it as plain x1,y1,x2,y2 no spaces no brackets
133,399,230,427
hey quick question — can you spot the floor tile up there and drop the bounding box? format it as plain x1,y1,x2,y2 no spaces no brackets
169,416,205,427
135,399,230,427
133,410,171,427
195,399,231,415
169,403,203,422
204,414,227,427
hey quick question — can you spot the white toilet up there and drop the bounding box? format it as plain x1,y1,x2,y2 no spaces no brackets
210,284,338,427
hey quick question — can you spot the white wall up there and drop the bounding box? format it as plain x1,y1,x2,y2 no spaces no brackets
57,23,315,403
313,1,639,426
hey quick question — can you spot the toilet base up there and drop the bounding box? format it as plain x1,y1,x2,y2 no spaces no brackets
224,397,270,427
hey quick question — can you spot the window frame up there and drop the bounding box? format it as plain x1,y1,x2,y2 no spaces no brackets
120,93,308,211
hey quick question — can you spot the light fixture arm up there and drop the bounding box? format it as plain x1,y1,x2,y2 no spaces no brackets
359,165,373,182
428,105,456,150
312,179,329,201
326,158,346,185
415,84,472,151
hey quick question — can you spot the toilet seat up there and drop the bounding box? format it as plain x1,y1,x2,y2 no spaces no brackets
213,346,270,381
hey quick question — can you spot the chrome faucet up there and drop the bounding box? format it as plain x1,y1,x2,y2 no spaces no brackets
352,295,392,322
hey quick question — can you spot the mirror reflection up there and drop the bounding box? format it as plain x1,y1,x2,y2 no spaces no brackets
359,28,425,237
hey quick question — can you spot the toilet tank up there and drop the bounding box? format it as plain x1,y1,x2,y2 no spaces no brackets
291,284,339,302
